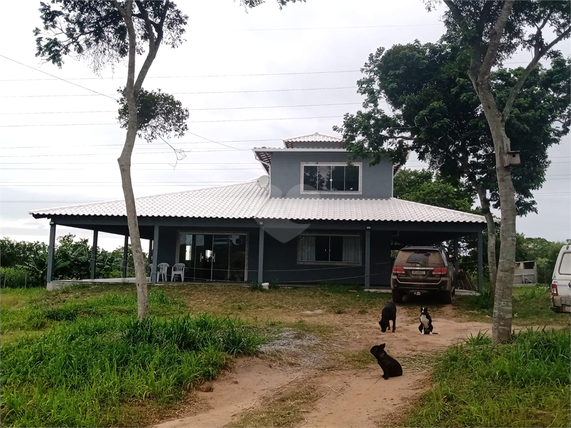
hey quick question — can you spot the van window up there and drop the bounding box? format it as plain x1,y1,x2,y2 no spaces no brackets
559,253,571,275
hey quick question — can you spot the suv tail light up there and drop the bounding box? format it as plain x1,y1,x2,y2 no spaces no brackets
551,283,558,296
433,267,447,275
392,266,405,274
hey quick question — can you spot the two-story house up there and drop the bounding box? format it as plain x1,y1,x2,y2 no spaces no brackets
31,132,486,289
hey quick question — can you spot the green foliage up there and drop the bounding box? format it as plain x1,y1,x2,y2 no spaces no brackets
117,88,189,142
337,40,570,216
0,236,146,287
0,267,30,288
393,168,475,212
0,314,262,427
249,281,264,291
405,328,571,427
516,234,568,283
34,1,188,70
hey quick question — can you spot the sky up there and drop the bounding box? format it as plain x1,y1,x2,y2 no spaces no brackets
0,0,569,251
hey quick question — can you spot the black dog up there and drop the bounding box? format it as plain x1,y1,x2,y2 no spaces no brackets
379,301,396,332
418,306,438,334
370,343,403,380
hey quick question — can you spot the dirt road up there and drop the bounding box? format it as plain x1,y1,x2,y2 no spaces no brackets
153,305,492,428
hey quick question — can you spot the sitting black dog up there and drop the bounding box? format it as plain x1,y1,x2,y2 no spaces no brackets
379,301,396,332
418,306,438,334
370,343,403,380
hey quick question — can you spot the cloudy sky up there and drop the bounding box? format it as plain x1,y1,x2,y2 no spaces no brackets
1,0,569,250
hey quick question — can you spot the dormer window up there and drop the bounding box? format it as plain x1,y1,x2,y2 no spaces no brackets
301,162,361,194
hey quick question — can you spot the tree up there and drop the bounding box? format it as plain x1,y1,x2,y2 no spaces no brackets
435,0,570,343
35,0,303,320
393,168,475,212
336,3,570,341
336,40,569,301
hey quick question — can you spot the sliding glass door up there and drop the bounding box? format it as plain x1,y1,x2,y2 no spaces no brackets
178,233,247,282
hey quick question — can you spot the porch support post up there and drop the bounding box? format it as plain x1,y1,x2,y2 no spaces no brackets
90,230,98,280
453,237,459,272
122,235,129,279
151,225,159,283
46,221,56,287
258,224,265,284
477,229,483,293
365,227,371,289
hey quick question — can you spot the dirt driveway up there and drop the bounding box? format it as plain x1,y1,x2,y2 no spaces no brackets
153,303,492,428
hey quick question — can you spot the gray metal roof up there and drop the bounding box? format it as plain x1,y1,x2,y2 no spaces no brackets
30,180,485,224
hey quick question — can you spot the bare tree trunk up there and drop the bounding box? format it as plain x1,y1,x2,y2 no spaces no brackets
115,0,149,320
476,187,497,297
475,87,516,344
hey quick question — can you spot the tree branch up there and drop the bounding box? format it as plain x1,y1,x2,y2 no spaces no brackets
502,25,571,120
133,0,166,91
478,0,514,85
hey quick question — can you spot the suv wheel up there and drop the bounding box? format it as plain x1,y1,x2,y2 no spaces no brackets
392,289,403,304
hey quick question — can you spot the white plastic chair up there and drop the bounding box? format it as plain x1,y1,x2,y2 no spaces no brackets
157,263,169,282
171,263,186,282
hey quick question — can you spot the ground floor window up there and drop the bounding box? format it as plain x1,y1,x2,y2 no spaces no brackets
298,234,361,264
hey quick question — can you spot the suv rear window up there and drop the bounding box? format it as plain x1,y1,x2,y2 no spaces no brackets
559,253,571,275
395,250,444,268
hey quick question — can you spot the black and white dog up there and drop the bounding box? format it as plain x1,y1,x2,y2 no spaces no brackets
379,301,396,332
418,306,438,334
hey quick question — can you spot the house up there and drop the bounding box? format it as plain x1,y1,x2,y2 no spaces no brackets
30,132,486,289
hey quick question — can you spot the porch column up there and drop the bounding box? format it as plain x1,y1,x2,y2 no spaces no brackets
90,229,98,280
122,235,129,279
365,227,371,289
151,225,159,283
477,229,483,293
453,237,459,272
46,221,56,287
258,224,265,284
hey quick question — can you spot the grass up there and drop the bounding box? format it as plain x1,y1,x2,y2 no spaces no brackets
1,282,569,427
453,284,570,327
403,328,571,428
0,286,263,427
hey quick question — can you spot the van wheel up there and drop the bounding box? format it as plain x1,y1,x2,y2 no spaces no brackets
441,289,452,304
392,289,403,304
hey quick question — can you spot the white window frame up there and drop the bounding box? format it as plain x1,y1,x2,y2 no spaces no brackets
300,162,362,195
297,233,362,266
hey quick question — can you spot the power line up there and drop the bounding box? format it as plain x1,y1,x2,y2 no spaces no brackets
1,86,358,98
0,102,361,116
0,54,118,101
0,115,343,128
0,70,361,82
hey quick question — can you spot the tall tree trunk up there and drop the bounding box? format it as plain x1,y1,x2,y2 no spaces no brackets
115,0,149,320
476,187,497,297
475,86,516,344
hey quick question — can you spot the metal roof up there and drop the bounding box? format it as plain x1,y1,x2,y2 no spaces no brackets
283,132,343,148
30,181,268,219
30,180,485,224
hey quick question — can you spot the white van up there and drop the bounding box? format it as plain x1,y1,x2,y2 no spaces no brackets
550,244,571,313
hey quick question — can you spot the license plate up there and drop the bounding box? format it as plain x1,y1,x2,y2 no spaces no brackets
410,271,425,276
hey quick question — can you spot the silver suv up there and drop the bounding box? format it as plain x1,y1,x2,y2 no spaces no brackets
391,246,456,304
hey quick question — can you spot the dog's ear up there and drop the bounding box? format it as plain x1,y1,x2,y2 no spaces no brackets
379,343,386,349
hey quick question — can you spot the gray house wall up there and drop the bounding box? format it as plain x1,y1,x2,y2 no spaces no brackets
269,151,393,199
261,228,392,286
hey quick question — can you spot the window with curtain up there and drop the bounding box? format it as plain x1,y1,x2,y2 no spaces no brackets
298,234,361,264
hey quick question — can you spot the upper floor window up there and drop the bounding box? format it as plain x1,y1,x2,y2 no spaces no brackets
301,162,361,193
